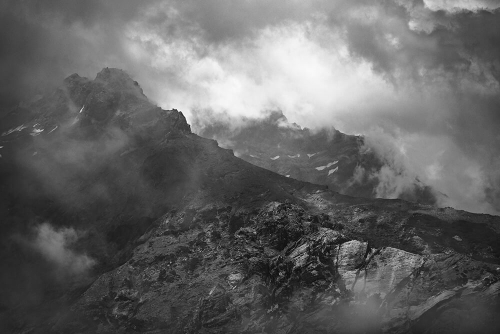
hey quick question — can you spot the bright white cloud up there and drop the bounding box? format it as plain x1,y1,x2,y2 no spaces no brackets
117,3,500,214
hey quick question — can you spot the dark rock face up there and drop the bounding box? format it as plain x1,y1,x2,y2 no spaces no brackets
49,202,500,334
196,111,438,205
0,69,499,333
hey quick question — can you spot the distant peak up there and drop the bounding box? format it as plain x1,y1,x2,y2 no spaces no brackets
264,110,303,130
95,67,131,82
267,110,287,124
66,73,82,80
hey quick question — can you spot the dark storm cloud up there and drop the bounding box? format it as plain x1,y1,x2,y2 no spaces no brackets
0,0,153,112
327,2,500,150
325,1,500,84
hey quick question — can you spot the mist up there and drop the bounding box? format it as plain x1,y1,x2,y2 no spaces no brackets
2,0,500,214
31,223,95,277
22,122,131,209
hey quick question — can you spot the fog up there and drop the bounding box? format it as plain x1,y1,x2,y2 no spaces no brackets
31,223,95,277
2,0,500,214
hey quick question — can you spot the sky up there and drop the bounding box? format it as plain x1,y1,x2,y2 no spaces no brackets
1,0,500,214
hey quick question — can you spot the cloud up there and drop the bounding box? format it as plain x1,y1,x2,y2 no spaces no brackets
424,0,500,12
1,0,500,214
31,223,95,276
361,128,500,214
20,122,132,209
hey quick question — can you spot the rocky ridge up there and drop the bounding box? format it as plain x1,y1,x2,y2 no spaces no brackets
0,69,498,333
196,111,437,205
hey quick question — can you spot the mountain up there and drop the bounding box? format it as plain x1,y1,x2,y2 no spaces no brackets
0,68,499,333
196,111,438,205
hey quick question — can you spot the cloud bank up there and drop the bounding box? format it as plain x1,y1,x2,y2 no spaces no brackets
2,0,500,214
32,223,95,277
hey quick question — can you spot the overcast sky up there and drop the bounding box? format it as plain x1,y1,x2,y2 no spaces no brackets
2,0,500,214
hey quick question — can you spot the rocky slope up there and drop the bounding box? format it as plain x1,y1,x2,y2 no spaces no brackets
0,69,499,333
196,111,438,205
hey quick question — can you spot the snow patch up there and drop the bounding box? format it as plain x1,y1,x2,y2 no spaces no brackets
48,125,58,134
286,175,290,177
250,154,258,158
288,154,300,158
328,166,339,175
453,235,462,242
307,153,318,158
79,105,85,113
315,161,338,171
271,156,280,160
30,127,44,136
2,124,28,136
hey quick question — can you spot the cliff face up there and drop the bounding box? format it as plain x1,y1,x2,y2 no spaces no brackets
0,69,499,333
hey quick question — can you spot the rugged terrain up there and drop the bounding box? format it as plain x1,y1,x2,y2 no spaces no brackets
0,68,499,333
196,111,437,205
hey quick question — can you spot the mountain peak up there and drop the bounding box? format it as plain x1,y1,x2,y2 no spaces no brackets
266,110,287,124
94,67,146,97
95,67,130,81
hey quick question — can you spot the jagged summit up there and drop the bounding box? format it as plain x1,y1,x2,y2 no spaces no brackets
0,68,190,146
94,67,146,98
